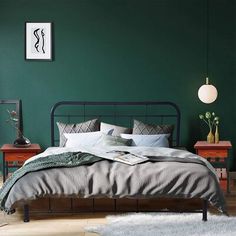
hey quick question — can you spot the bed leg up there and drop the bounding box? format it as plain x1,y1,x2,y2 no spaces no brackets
114,199,117,212
202,200,208,222
23,205,30,222
92,198,95,212
136,199,139,213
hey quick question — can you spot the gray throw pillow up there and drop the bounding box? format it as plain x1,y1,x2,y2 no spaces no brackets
57,119,99,147
102,133,132,146
132,119,174,146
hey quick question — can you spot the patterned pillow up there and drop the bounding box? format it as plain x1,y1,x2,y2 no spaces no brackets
57,119,99,147
132,119,174,146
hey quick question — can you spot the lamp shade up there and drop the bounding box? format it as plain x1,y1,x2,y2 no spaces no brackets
198,83,218,104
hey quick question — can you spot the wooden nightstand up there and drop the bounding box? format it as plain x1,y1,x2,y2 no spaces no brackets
194,141,232,193
1,144,41,182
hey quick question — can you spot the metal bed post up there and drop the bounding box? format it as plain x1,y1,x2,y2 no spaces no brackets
202,200,208,221
136,199,139,213
23,204,30,222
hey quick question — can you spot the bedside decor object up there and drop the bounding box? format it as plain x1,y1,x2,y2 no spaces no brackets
0,99,21,130
215,121,220,143
13,136,31,148
25,22,52,60
198,0,218,104
199,112,219,143
6,110,31,148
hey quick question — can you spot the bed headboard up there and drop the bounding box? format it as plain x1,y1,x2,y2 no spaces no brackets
50,101,181,147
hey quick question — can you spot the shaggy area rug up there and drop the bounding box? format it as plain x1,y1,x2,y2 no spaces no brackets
86,213,236,236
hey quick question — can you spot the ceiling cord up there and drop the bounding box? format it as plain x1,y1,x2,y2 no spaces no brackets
206,0,209,78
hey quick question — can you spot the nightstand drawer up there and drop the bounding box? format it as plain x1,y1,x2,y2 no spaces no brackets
5,152,36,162
197,149,227,158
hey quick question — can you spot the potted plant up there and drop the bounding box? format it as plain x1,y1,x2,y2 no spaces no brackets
199,112,220,143
6,110,31,147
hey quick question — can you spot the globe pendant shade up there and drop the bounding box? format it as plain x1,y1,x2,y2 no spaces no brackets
198,84,218,104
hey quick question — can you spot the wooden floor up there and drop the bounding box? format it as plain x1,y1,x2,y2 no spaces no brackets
0,177,235,236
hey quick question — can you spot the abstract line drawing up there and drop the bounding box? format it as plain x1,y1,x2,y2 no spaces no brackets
41,29,45,53
25,22,52,60
32,28,45,54
33,28,40,52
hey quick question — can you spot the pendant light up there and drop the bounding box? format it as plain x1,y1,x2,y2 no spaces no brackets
198,0,218,104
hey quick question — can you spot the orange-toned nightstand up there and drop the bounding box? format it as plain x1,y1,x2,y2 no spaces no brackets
194,141,232,193
1,144,41,182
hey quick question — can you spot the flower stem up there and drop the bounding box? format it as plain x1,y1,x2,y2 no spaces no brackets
208,119,212,130
202,118,211,129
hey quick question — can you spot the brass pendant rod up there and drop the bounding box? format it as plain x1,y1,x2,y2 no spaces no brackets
206,0,209,78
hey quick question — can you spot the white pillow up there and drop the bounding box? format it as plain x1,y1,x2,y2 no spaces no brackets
120,134,170,147
100,122,131,136
64,131,103,147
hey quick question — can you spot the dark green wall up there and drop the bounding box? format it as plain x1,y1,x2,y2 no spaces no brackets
0,0,235,172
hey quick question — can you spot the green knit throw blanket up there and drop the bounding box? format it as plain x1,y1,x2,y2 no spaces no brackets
0,152,102,212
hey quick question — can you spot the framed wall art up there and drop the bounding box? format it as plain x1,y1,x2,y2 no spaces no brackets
25,22,52,60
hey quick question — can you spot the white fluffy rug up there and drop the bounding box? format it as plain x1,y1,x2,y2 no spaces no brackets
86,213,236,236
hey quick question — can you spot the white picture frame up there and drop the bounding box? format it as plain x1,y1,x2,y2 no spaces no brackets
25,22,52,60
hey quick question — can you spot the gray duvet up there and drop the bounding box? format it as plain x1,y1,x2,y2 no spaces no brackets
3,146,226,213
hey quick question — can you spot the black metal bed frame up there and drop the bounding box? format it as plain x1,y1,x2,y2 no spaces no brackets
50,101,181,147
23,101,208,222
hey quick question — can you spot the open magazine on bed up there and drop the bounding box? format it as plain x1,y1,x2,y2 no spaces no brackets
103,150,149,165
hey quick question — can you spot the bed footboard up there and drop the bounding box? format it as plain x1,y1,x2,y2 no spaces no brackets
22,199,208,223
